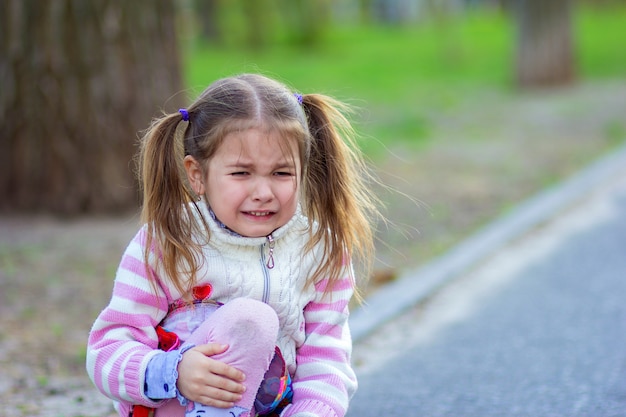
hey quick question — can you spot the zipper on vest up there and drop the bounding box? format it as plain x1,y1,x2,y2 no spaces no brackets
265,234,275,269
259,234,275,303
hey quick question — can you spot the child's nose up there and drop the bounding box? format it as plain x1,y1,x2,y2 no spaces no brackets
251,178,273,201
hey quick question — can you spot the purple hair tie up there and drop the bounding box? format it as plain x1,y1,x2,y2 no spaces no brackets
294,93,303,105
178,108,189,122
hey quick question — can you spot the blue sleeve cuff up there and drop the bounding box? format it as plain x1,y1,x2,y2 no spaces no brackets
145,344,195,400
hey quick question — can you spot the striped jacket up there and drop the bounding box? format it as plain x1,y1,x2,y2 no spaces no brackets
86,202,357,417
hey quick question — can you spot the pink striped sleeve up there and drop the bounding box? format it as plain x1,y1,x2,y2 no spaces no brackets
86,225,169,408
285,270,358,417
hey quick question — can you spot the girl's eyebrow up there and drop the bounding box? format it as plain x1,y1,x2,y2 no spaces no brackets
274,161,297,169
224,161,253,168
224,159,296,169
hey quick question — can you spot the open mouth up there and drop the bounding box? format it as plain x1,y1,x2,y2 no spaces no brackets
245,211,275,217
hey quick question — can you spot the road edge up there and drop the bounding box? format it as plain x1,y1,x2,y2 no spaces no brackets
350,142,626,343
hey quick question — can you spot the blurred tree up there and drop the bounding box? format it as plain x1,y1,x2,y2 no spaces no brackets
242,0,270,48
190,0,329,49
195,0,221,42
0,0,182,215
368,0,419,23
358,0,375,23
514,0,575,88
279,0,331,46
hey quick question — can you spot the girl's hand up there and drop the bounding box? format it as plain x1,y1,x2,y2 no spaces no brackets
177,343,246,408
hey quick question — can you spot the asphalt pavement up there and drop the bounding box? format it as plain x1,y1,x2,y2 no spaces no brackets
348,144,626,417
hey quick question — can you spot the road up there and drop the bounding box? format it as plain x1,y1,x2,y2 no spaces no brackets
348,173,626,416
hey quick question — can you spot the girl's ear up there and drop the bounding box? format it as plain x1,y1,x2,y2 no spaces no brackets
184,155,205,196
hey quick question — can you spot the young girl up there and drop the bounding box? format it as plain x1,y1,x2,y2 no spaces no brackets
86,74,380,417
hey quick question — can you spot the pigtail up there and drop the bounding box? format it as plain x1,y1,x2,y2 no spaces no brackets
137,112,201,296
301,94,380,300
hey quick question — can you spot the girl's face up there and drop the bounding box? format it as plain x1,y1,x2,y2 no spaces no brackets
193,128,301,238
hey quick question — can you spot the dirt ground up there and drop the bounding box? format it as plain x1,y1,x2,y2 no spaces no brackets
1,79,625,416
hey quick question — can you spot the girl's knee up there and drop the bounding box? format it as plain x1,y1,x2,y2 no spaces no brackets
184,297,279,356
219,298,279,347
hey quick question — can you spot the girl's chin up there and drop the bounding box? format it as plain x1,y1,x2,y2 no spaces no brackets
233,224,276,238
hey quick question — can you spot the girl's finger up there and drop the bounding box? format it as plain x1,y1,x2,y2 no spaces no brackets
194,343,229,356
204,372,246,394
197,385,244,408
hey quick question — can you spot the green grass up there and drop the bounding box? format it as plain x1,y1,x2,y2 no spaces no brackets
575,5,626,77
184,9,513,97
183,6,626,158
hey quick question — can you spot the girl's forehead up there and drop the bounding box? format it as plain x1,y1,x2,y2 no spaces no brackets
221,128,299,151
215,128,301,163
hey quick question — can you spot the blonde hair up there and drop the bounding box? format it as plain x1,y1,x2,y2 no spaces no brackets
138,74,380,299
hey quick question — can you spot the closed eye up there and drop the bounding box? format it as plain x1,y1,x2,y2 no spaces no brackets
274,171,295,177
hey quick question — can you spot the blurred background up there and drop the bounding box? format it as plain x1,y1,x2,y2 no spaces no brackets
1,0,625,415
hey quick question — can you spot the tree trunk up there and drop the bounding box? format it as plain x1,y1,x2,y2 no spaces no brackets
514,0,575,88
0,0,183,215
195,0,221,42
